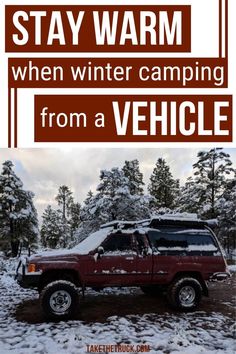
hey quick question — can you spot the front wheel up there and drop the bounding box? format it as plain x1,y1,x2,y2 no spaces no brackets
40,280,79,319
167,277,202,311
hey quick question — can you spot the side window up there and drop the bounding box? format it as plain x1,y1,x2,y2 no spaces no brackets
187,234,218,252
148,227,219,255
101,233,133,254
148,229,188,254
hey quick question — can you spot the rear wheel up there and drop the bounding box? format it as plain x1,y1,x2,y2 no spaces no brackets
40,280,79,319
167,277,202,310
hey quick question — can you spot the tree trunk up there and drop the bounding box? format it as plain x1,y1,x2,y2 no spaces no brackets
11,240,20,257
9,218,19,257
63,195,66,219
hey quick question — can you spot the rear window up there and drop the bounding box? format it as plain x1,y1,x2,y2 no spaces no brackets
148,226,219,256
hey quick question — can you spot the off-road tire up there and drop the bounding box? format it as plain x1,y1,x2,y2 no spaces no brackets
40,280,79,319
167,277,202,311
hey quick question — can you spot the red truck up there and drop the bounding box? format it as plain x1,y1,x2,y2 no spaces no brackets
16,216,229,319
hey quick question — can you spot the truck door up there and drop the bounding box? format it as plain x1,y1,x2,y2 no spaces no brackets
86,232,137,287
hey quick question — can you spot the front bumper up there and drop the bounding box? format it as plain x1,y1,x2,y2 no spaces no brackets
16,259,41,289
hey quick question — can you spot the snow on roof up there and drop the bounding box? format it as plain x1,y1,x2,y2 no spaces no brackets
206,219,218,226
149,213,211,228
151,213,199,222
174,229,210,234
150,213,217,227
73,227,113,254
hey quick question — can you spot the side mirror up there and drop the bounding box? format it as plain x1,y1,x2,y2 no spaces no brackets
97,246,104,258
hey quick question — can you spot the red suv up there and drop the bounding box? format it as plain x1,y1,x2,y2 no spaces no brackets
16,216,229,319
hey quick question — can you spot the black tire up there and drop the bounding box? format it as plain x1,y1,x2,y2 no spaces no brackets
167,277,202,311
40,280,79,319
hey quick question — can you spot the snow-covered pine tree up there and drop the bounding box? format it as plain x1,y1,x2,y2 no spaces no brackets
77,193,106,242
192,148,234,218
148,158,180,209
122,159,144,195
57,210,71,248
41,206,66,249
216,170,236,254
16,190,39,252
96,168,151,221
84,190,93,205
0,160,38,256
55,185,75,247
56,185,73,219
177,176,203,214
68,202,81,246
69,202,81,232
75,168,152,242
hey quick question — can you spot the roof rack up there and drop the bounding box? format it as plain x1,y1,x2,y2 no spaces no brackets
100,215,213,231
101,221,138,230
149,216,207,228
101,219,150,230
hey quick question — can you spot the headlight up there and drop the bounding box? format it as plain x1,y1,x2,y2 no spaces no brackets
27,263,36,273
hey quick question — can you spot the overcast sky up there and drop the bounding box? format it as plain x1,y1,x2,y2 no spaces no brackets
0,148,235,218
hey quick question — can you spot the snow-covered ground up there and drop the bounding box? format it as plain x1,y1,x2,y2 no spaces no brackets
0,258,235,354
228,264,236,272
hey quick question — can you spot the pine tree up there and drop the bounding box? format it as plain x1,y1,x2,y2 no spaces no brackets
55,185,74,247
84,190,93,205
41,206,65,248
216,171,236,254
122,159,144,195
192,148,234,218
76,168,152,242
69,202,81,232
148,158,179,209
41,186,81,249
77,193,105,242
97,168,151,221
16,190,39,251
68,202,81,246
57,210,71,248
0,160,38,256
96,168,131,220
178,177,202,214
56,185,73,219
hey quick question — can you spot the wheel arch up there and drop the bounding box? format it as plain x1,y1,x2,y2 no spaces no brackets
39,269,82,291
171,271,208,296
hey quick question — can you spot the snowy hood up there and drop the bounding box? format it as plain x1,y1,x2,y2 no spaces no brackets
29,249,80,262
72,227,113,254
29,227,114,261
